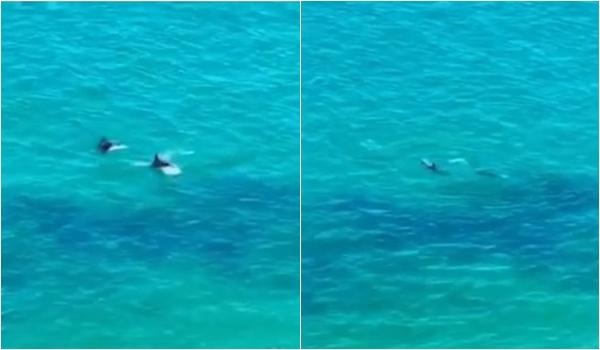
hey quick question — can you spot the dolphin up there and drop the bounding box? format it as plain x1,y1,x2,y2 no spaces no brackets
97,137,127,153
151,154,171,168
151,154,182,176
420,158,448,175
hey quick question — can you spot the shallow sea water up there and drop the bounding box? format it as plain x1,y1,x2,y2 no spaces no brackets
302,2,598,348
2,1,598,349
2,2,299,348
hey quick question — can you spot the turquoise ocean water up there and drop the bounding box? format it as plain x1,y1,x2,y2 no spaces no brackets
2,2,299,348
3,2,599,349
302,2,598,348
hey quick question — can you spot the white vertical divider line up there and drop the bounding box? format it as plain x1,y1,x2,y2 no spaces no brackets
298,0,303,348
0,4,3,344
596,4,600,335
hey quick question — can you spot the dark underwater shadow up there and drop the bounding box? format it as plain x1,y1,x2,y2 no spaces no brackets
2,175,299,295
301,171,598,326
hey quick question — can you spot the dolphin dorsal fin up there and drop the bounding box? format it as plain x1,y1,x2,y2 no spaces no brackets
152,154,163,167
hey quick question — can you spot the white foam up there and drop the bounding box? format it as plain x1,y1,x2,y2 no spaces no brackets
161,165,182,176
162,149,195,159
448,158,470,165
108,144,128,152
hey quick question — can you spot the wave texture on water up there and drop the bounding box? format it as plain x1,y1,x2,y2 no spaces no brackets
302,2,598,348
2,2,299,348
